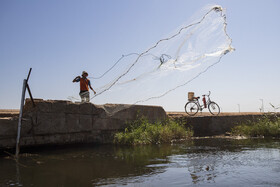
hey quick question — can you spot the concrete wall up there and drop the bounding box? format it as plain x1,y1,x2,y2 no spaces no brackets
173,115,265,137
0,99,166,149
1,99,276,149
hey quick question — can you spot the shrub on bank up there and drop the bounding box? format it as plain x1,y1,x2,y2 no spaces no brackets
114,116,193,145
231,115,280,138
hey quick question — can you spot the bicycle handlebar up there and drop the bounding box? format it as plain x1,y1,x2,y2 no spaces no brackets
202,91,211,97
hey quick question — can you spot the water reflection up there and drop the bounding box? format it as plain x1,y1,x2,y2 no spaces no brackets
0,138,280,186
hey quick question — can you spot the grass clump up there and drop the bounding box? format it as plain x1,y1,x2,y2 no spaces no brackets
114,116,193,145
231,115,280,138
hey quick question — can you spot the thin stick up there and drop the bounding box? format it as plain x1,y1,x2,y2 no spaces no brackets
26,68,32,82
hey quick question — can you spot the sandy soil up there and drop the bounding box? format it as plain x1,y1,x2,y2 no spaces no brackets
167,112,267,118
0,109,19,114
0,109,20,118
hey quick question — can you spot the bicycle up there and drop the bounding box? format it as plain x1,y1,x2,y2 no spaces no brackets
184,91,220,116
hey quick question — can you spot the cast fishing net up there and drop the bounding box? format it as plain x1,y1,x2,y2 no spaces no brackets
69,5,234,112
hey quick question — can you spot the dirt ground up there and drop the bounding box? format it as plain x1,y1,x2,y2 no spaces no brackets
167,111,266,118
0,109,19,113
0,109,20,118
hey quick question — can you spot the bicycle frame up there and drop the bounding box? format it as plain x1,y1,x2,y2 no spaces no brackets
194,92,212,111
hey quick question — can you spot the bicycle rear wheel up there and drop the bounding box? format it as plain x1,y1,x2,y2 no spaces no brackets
185,101,199,116
208,102,220,115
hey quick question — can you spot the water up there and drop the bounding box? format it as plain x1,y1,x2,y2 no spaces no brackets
1,138,280,186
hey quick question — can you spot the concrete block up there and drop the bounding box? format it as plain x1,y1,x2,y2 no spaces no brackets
34,134,72,145
66,102,80,114
25,132,97,146
79,103,92,114
24,135,50,146
0,137,16,148
92,104,107,116
51,100,69,113
32,112,53,135
185,116,211,137
111,107,136,121
79,115,92,131
93,118,125,130
51,113,67,133
23,98,43,113
19,136,36,146
66,114,81,133
0,117,17,136
35,100,52,113
134,105,167,122
1,98,170,148
21,117,33,136
64,132,94,144
112,105,166,122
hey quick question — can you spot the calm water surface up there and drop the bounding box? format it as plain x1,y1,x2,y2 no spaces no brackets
0,138,280,186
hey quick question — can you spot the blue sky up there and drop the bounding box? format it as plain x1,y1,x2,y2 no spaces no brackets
1,0,280,112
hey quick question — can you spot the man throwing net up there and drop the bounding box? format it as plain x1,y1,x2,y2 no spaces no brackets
73,71,96,102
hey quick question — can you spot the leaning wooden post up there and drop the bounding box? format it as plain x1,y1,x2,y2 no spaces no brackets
15,79,27,158
25,68,35,107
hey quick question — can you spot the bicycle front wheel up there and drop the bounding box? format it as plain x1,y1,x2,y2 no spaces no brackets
185,101,199,116
208,102,220,115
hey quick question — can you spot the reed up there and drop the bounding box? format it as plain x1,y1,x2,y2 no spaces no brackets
114,116,193,145
231,115,280,138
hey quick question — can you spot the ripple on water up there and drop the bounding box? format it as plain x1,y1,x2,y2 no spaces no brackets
1,139,280,186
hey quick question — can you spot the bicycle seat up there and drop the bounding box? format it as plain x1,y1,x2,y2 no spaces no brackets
194,97,200,100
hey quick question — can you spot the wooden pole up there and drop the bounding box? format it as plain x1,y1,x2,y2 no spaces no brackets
15,79,27,158
26,68,32,82
26,84,35,107
26,68,35,107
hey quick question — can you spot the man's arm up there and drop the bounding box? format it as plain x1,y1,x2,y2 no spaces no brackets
89,86,96,94
88,80,96,94
73,76,80,82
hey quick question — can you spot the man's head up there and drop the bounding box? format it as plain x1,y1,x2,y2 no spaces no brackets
82,71,88,77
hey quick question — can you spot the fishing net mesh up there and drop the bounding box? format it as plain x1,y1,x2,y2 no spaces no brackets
69,5,234,114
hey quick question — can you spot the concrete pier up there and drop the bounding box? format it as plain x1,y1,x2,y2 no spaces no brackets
0,99,166,149
168,113,265,136
0,99,274,149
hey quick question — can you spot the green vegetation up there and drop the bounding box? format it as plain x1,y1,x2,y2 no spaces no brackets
231,115,280,138
114,116,193,145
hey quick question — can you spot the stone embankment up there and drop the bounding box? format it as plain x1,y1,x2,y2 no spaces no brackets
168,112,265,136
0,99,274,149
0,99,166,149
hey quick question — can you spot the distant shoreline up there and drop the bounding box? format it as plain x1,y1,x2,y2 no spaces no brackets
0,109,19,113
167,112,267,117
0,109,269,116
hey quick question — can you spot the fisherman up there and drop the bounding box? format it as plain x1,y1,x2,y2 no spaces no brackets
73,71,96,102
